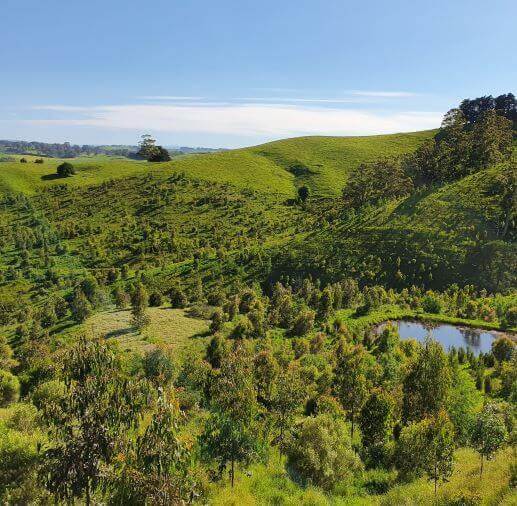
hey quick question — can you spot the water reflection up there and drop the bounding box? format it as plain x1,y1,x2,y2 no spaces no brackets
380,320,508,356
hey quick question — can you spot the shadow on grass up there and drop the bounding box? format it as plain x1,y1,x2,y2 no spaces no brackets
41,173,65,181
105,327,134,339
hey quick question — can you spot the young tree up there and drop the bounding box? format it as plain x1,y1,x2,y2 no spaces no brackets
286,414,362,490
137,134,158,159
359,389,394,460
209,308,225,334
402,338,451,422
471,403,508,477
111,393,198,504
334,341,377,438
69,288,92,323
270,363,307,455
131,282,150,331
396,411,455,496
297,185,310,203
42,337,146,505
200,344,261,486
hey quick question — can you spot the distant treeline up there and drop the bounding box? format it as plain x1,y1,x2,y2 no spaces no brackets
0,140,137,158
0,140,224,159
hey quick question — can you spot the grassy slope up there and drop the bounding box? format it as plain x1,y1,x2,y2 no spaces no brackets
0,130,434,197
209,447,515,505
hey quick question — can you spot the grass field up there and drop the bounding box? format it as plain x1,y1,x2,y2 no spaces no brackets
86,306,210,357
0,130,434,197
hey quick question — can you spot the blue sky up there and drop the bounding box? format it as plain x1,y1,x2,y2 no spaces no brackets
1,0,516,148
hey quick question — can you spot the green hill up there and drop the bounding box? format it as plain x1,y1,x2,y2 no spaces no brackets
0,130,434,197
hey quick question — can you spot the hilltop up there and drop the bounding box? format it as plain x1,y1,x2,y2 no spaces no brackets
0,130,434,197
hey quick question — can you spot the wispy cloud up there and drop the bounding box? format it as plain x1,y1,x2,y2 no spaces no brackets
24,103,441,142
138,96,205,101
348,90,419,98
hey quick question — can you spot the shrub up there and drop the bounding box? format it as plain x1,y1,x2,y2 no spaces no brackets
149,291,163,307
168,286,188,308
0,370,20,407
56,162,75,177
422,293,442,314
31,380,66,412
142,347,175,386
286,414,362,490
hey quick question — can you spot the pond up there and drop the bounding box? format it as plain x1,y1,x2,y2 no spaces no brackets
376,320,512,356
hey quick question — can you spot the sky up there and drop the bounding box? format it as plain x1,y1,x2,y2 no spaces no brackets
1,0,516,148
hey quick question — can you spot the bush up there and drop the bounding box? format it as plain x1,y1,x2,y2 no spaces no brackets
31,380,66,412
149,291,163,307
142,347,175,386
168,286,188,308
56,162,75,177
422,293,442,314
286,414,362,490
491,336,515,363
0,370,20,407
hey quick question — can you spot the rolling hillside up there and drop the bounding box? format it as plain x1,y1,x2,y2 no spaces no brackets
0,130,434,197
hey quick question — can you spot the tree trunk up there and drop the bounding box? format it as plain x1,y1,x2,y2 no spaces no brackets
351,406,355,440
480,454,484,477
85,480,91,506
231,458,235,488
434,462,437,498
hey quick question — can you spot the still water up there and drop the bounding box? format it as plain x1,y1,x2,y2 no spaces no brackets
379,320,510,356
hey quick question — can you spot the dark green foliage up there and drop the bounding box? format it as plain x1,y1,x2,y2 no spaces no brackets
56,162,75,177
148,146,171,162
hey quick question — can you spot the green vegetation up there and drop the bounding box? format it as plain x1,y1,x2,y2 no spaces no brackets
0,94,515,504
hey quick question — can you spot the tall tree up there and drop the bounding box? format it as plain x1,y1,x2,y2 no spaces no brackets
402,338,451,422
334,341,377,438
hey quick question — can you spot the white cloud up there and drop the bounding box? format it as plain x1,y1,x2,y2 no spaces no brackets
24,103,441,142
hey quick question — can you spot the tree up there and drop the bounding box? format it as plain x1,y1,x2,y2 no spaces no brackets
334,341,376,438
209,308,225,334
297,185,310,203
201,344,261,486
359,389,394,461
491,336,514,363
142,347,175,386
342,158,413,208
402,338,451,422
0,370,20,406
470,110,513,169
396,411,455,496
42,337,146,505
111,393,198,505
447,366,483,444
137,134,158,159
286,414,362,490
148,146,171,162
270,363,307,455
199,409,260,487
471,403,508,477
131,282,150,331
291,308,315,336
56,162,75,177
205,334,229,369
69,288,91,323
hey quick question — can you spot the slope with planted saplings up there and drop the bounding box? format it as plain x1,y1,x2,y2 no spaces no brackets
0,94,515,504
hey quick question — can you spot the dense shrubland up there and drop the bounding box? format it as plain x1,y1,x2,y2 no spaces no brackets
0,94,515,504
